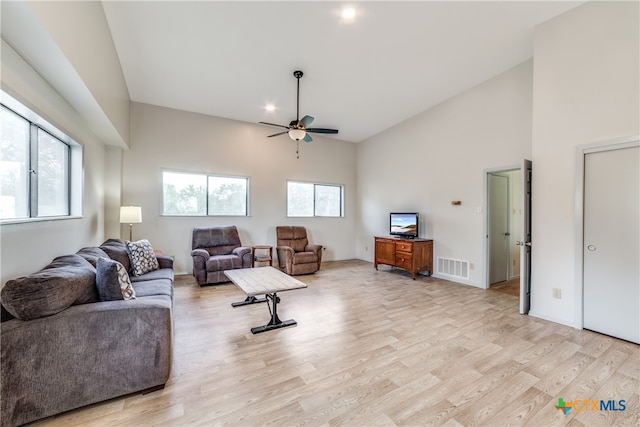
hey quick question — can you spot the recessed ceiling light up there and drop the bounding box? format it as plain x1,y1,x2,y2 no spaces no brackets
265,104,275,112
342,7,356,22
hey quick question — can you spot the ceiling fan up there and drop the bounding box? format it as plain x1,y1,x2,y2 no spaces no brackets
260,70,338,157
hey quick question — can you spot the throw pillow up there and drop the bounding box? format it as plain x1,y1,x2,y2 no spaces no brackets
96,257,136,301
126,239,159,276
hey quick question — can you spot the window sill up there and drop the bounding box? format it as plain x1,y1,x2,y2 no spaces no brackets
159,214,251,218
1,216,83,226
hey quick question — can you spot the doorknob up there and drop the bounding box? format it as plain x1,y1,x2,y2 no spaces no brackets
587,245,596,251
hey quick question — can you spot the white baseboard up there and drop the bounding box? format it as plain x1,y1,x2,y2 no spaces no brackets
430,273,483,289
528,310,581,329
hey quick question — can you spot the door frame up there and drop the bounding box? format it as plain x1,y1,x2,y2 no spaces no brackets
574,135,640,329
483,164,519,289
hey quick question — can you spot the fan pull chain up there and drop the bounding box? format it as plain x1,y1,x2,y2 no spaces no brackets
296,140,300,159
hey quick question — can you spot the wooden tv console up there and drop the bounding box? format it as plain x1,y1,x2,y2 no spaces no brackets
374,236,433,279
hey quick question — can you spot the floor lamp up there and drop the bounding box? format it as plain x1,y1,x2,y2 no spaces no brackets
120,206,142,241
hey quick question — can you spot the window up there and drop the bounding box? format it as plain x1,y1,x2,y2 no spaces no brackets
1,97,79,221
287,180,344,217
162,170,248,216
208,175,248,216
162,171,206,215
0,106,29,219
37,130,70,216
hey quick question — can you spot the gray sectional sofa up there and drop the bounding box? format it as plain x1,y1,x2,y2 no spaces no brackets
0,239,174,426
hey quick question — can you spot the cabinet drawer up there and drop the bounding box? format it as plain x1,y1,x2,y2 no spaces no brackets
396,242,413,253
376,238,396,244
395,253,412,270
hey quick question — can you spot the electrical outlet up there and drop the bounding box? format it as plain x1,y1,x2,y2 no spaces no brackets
553,288,562,299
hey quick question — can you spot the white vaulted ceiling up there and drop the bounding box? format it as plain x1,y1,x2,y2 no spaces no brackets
100,1,582,143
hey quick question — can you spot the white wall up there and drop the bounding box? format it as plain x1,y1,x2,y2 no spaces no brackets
0,43,107,285
1,0,130,148
122,103,357,274
530,1,640,326
104,146,123,239
356,60,533,287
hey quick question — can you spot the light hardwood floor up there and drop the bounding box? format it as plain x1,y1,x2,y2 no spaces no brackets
490,278,520,297
36,260,639,426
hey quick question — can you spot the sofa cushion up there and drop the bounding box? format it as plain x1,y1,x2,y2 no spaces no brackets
76,247,110,268
96,257,136,301
156,255,175,270
126,239,159,276
276,226,309,252
0,254,97,320
293,251,319,264
206,254,243,272
192,226,241,256
131,278,173,298
100,239,131,272
130,268,174,283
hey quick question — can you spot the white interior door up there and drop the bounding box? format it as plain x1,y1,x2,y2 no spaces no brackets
518,159,532,314
488,173,509,285
583,145,639,343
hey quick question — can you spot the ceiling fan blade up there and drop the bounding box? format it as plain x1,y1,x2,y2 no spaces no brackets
299,115,314,128
259,121,290,130
306,128,339,134
267,131,289,138
303,133,313,143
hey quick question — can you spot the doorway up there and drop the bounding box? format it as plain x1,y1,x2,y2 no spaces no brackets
485,161,531,314
486,169,521,291
488,173,510,285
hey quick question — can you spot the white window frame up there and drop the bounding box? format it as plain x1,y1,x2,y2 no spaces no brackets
1,92,82,223
286,180,344,218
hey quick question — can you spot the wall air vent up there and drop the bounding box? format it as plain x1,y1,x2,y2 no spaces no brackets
437,257,470,280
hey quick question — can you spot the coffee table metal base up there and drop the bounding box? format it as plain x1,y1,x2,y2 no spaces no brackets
231,295,267,307
250,292,297,334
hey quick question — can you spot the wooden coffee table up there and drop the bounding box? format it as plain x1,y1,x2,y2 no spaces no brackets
224,267,307,334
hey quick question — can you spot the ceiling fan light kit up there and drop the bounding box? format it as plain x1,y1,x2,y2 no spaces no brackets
259,70,339,158
288,128,306,141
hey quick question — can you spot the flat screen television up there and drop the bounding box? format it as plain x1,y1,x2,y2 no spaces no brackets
390,212,419,239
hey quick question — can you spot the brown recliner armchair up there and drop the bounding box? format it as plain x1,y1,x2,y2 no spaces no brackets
276,226,323,275
191,226,252,285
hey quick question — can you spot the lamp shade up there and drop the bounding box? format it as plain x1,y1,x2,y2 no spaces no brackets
288,129,306,141
119,206,142,224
